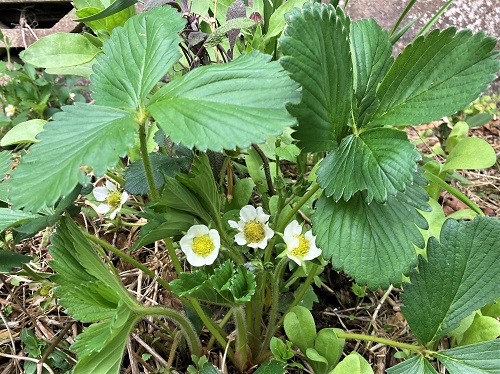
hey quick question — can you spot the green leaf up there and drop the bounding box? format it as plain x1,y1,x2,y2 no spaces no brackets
0,151,11,176
176,153,221,222
253,360,286,374
315,329,342,368
331,351,373,374
0,250,32,273
386,355,439,374
0,208,39,232
71,302,140,374
155,176,212,223
124,153,190,195
313,174,429,289
482,298,500,318
401,217,500,344
436,339,500,373
270,337,294,362
460,315,500,346
263,0,308,43
20,33,100,68
75,0,138,22
367,29,500,127
349,19,393,126
9,104,136,212
170,270,229,305
226,178,255,211
45,61,95,78
91,6,184,110
0,119,46,146
317,128,420,203
280,3,352,152
283,306,316,355
74,0,136,33
132,208,195,248
148,52,299,151
229,265,257,303
443,137,496,171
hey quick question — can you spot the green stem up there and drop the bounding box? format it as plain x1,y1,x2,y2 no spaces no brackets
259,257,289,359
105,171,124,186
165,237,183,276
248,272,266,357
82,230,174,293
138,122,160,201
336,332,431,355
424,172,484,216
274,263,319,334
233,305,248,370
207,308,233,351
264,183,321,262
140,307,202,357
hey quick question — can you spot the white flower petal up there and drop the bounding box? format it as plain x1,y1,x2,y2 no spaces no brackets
249,237,269,249
93,187,109,201
255,206,270,223
109,208,119,219
284,235,300,250
303,246,322,261
180,235,194,254
240,205,257,222
119,191,128,206
185,252,207,267
188,224,210,237
284,220,301,237
203,246,220,265
209,229,221,249
105,180,117,191
287,253,303,266
228,220,239,229
95,203,111,214
234,232,247,245
264,223,274,240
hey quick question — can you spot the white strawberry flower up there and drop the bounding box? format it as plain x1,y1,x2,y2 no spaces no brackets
4,104,15,117
228,205,274,249
92,180,128,219
283,220,321,266
180,225,221,267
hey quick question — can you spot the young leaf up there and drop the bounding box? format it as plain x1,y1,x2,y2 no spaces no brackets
0,119,46,146
367,29,500,127
386,355,439,374
0,250,32,273
91,6,185,110
459,314,500,346
316,128,420,203
435,339,500,373
170,271,229,305
349,19,393,126
442,137,496,171
148,52,299,151
283,306,316,355
401,217,500,344
315,328,342,368
331,351,373,374
9,104,136,212
75,0,138,22
313,174,429,289
20,34,101,69
280,2,352,152
253,360,286,374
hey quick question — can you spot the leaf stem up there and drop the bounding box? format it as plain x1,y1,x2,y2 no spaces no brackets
138,121,160,201
424,172,484,215
233,305,248,370
165,237,183,276
139,306,202,357
335,332,431,355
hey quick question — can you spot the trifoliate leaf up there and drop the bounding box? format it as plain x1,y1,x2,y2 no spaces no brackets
148,52,299,151
313,174,429,289
435,339,500,373
0,250,32,273
229,265,256,303
401,217,500,344
349,19,393,126
91,6,184,109
170,270,229,305
9,104,135,212
317,128,420,203
280,2,352,152
386,355,439,374
367,28,500,127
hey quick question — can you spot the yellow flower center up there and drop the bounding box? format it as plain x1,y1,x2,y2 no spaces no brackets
244,221,265,243
290,234,310,258
106,191,122,209
192,235,214,257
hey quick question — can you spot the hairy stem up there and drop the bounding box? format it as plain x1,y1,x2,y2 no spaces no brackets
138,121,160,201
140,307,202,357
233,305,248,370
